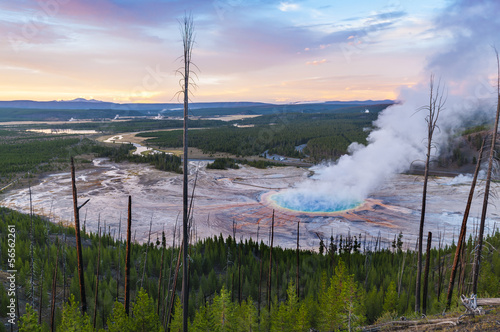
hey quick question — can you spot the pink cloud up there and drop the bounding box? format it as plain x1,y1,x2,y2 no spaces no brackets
306,59,327,66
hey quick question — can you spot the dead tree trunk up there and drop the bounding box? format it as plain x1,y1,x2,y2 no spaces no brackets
50,243,59,332
437,232,443,300
446,139,485,308
258,258,263,317
163,219,178,326
124,196,132,315
141,215,153,290
93,224,101,329
472,49,500,294
157,231,166,315
63,231,67,304
238,244,242,305
296,221,300,298
268,210,274,311
166,242,183,331
276,261,279,301
423,232,432,315
71,157,89,313
38,267,44,325
180,14,195,332
29,180,34,309
416,75,444,313
458,240,467,296
116,215,122,301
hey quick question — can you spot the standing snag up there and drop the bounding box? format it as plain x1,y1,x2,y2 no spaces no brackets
472,48,500,294
178,13,196,332
415,75,445,313
124,196,132,315
71,157,89,313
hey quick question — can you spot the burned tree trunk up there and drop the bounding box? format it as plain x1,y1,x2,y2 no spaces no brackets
258,258,263,317
50,244,59,332
296,221,300,298
268,210,274,311
423,232,432,315
472,49,500,294
116,215,122,301
238,244,242,305
93,224,101,329
29,180,34,309
157,231,166,315
166,242,183,331
416,75,444,313
38,267,44,325
446,139,485,308
124,196,132,315
179,14,195,332
71,157,88,313
141,215,153,290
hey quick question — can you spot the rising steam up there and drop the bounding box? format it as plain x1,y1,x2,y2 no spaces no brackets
276,0,500,211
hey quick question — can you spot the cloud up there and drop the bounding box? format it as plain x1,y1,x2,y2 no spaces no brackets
306,59,327,65
279,2,299,12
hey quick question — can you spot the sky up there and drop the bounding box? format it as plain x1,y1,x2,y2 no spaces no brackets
0,0,490,103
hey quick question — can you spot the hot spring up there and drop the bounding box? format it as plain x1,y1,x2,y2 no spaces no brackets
269,191,363,213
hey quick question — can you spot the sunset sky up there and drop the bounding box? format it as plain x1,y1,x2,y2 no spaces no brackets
0,0,491,103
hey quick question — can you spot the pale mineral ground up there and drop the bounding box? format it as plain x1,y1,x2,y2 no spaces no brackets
1,158,498,251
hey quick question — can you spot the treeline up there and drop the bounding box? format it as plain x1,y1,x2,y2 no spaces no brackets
0,108,145,122
0,130,84,184
207,158,285,170
1,207,499,331
139,111,378,161
91,143,182,174
20,118,226,134
0,132,183,187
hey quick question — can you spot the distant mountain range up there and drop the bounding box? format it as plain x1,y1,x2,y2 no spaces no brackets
0,98,394,111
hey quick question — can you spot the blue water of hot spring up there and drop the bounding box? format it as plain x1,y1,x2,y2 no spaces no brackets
271,192,362,213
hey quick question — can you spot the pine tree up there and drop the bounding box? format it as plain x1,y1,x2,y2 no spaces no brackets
107,301,132,332
131,289,164,332
19,304,42,332
382,281,398,313
58,294,93,332
209,286,235,331
236,297,258,332
191,304,210,331
169,298,183,332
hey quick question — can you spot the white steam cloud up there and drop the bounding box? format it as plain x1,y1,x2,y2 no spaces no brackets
278,0,500,210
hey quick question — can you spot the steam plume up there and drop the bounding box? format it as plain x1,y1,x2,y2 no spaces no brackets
278,0,500,210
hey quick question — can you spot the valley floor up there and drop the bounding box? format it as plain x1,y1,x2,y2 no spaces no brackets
0,158,498,250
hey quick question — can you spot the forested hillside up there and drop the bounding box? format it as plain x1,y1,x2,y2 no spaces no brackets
0,133,183,191
1,207,498,331
138,110,380,161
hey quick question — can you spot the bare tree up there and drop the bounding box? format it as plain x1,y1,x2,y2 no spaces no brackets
71,157,89,313
50,241,59,332
29,178,35,309
124,196,132,315
116,214,122,301
296,220,300,298
415,75,445,313
93,220,101,329
472,48,500,294
177,13,196,332
422,232,432,315
446,138,485,308
268,210,275,311
141,214,154,289
157,230,166,315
